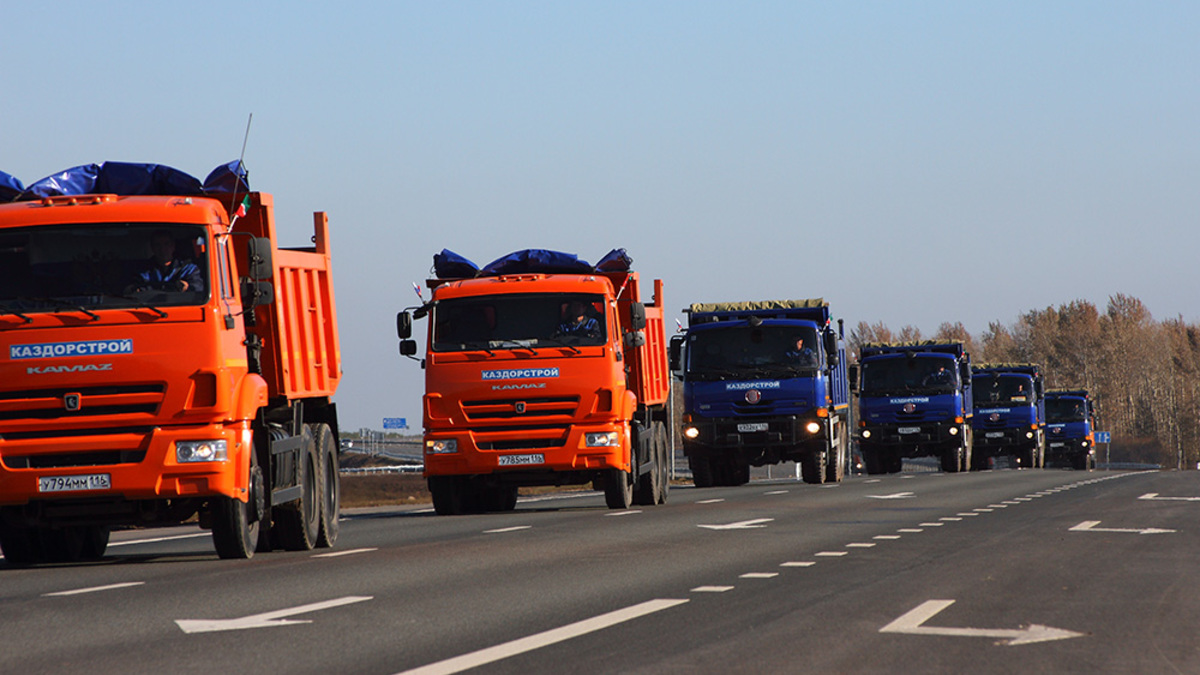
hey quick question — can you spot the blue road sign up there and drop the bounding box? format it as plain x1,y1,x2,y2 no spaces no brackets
383,417,408,430
1095,431,1111,443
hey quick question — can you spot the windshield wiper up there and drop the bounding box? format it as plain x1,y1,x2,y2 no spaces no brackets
0,307,33,323
461,341,496,356
31,297,99,321
538,337,581,354
491,340,538,354
99,294,168,318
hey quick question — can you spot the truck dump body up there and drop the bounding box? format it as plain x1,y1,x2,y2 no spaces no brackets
676,299,851,486
0,161,342,563
405,248,671,514
856,341,973,474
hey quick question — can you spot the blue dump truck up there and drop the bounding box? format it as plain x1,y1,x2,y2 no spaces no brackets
670,300,851,486
854,341,973,474
971,363,1046,469
1044,389,1097,470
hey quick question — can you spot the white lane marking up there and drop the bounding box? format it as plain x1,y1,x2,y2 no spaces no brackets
864,479,882,484
1069,520,1175,535
975,508,994,512
176,596,373,634
1139,493,1200,502
313,548,378,558
698,518,774,530
847,543,876,548
918,522,944,527
989,504,1009,508
956,513,979,517
781,561,815,567
740,572,778,579
44,582,145,597
939,517,962,522
815,551,847,557
874,535,901,540
696,499,725,504
484,526,532,534
763,490,788,495
394,599,689,675
897,528,923,533
868,492,915,500
108,532,211,548
605,510,642,517
692,586,734,593
880,599,1084,646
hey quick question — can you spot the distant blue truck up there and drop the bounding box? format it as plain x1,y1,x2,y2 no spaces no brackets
854,341,973,474
971,363,1046,469
1044,389,1097,470
670,300,851,486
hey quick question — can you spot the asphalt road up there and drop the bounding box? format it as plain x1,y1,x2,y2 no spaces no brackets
2,468,1197,674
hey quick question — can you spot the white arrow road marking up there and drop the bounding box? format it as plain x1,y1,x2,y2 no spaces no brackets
175,595,373,634
1069,520,1175,535
1139,493,1200,502
698,518,774,530
395,599,688,675
880,600,1084,646
867,492,914,500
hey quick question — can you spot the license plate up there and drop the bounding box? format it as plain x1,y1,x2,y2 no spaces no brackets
497,453,544,466
897,426,920,435
986,432,1004,439
737,423,769,433
38,473,111,493
1049,442,1065,448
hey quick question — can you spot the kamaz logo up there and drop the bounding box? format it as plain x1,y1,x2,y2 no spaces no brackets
27,363,113,374
492,383,546,391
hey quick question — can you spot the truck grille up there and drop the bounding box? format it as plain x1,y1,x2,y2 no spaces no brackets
461,396,580,421
0,384,165,423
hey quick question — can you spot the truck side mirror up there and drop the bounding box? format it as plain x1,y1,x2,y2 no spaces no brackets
823,330,839,367
848,364,859,393
247,237,273,280
630,302,647,330
669,334,685,371
624,330,646,349
399,340,418,356
241,279,274,307
397,311,413,339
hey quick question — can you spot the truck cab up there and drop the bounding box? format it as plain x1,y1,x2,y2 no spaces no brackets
1044,389,1096,470
971,364,1045,469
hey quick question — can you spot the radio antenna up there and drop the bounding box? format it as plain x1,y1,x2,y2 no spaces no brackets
228,113,253,223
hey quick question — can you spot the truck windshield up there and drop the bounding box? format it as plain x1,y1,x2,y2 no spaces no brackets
0,223,210,313
431,292,607,352
686,325,820,380
1046,398,1088,423
974,375,1034,405
860,356,958,395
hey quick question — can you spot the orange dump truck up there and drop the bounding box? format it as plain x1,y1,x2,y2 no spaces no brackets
0,161,342,563
397,248,671,514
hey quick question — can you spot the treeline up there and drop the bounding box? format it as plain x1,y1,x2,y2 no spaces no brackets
847,294,1197,470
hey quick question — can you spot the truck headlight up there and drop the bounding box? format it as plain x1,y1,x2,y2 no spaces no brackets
861,429,872,439
426,439,457,454
683,427,700,439
176,440,227,463
1026,431,1034,439
805,421,821,434
586,432,620,447
949,426,959,436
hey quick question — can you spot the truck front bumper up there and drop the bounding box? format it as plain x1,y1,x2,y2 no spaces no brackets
858,422,962,455
423,421,631,478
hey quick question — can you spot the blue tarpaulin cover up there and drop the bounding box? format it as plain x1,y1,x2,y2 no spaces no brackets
594,248,632,272
479,249,595,276
433,249,480,279
1,161,249,202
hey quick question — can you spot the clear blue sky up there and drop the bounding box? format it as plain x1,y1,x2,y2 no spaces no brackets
4,2,1197,432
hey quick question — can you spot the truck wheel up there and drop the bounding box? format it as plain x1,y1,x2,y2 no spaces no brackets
633,441,659,506
604,468,634,509
655,424,670,504
484,485,519,512
80,526,110,561
212,464,263,560
801,450,826,485
689,455,714,488
312,424,340,548
940,444,962,473
825,423,847,483
0,522,42,566
429,476,464,515
275,427,321,551
961,430,973,472
886,451,903,474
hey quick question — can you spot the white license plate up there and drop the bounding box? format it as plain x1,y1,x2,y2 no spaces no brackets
737,423,769,433
1049,442,1065,448
897,426,920,435
986,432,1004,438
497,453,544,466
38,473,111,493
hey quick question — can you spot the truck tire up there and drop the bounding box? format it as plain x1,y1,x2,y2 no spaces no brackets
79,525,110,561
212,466,263,560
801,449,826,484
429,476,464,515
275,427,321,551
825,421,847,483
689,455,714,488
484,485,518,512
962,429,974,472
0,521,41,566
604,468,634,509
940,444,962,473
312,424,340,548
633,429,659,506
655,423,670,504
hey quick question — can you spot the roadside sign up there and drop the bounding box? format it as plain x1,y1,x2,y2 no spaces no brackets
1095,431,1111,443
383,417,408,430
